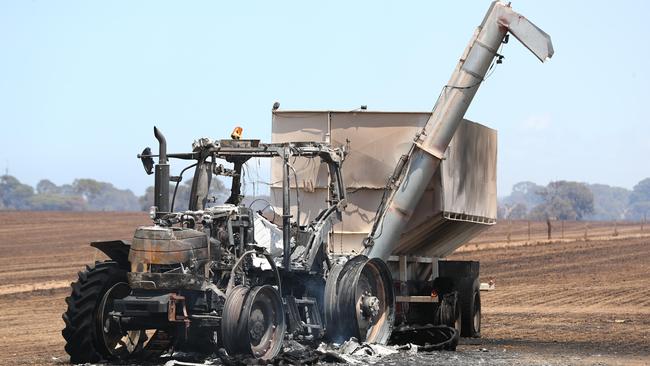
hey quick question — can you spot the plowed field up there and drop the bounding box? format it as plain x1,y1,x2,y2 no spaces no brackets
0,212,648,365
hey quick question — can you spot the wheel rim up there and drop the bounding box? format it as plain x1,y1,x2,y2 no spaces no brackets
328,256,395,344
97,282,144,359
222,285,286,360
355,259,392,343
243,286,285,360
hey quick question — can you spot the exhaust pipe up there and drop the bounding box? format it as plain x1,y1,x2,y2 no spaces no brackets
153,126,170,217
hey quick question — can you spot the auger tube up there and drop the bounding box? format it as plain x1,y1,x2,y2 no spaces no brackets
364,1,554,260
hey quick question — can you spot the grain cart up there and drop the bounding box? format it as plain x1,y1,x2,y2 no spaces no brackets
62,1,552,363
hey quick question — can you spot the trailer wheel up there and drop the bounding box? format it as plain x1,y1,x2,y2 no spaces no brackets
437,291,461,337
459,278,481,337
325,256,395,344
453,297,462,336
62,261,145,363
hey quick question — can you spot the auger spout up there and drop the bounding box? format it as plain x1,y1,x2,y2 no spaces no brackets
364,1,553,260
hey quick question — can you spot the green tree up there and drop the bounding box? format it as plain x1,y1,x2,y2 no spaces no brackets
531,181,594,220
36,179,60,195
586,184,631,220
509,203,528,219
0,175,34,209
630,178,650,204
29,194,86,211
72,179,104,201
628,201,650,221
498,202,528,219
499,181,544,218
72,179,140,211
626,178,650,220
139,186,155,211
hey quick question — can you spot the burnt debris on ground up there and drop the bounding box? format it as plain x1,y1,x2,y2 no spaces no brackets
132,325,459,366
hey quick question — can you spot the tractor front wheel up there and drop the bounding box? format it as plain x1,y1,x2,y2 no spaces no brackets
62,260,144,363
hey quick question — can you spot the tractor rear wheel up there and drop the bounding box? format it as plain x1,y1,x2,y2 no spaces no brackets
62,260,144,363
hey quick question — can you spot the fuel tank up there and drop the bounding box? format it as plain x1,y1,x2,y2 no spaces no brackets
129,226,209,267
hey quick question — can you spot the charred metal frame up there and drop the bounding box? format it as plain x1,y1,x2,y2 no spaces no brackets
140,135,348,273
65,4,554,363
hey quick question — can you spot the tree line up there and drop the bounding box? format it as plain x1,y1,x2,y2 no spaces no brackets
4,173,650,221
499,179,650,221
0,174,229,212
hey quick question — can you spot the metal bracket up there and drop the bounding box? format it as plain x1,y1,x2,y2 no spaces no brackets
168,293,190,331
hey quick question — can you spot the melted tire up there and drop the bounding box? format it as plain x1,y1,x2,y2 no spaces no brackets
459,277,481,338
61,260,127,364
221,286,249,355
326,256,395,344
222,285,286,360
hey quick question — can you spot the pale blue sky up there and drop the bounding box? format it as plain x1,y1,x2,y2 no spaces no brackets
0,0,648,197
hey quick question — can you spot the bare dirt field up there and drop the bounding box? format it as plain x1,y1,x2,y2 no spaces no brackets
0,212,648,365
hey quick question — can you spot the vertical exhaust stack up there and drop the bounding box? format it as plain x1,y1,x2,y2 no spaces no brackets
281,147,292,272
364,1,554,260
153,126,170,218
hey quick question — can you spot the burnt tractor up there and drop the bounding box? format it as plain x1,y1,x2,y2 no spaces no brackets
62,1,553,363
62,128,395,363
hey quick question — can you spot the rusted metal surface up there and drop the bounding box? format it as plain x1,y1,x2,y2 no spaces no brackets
167,293,190,326
127,272,205,290
395,295,437,303
221,285,286,359
129,226,209,265
90,240,131,268
242,285,286,359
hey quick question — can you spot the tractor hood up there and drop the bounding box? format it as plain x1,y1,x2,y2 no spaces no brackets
129,226,209,266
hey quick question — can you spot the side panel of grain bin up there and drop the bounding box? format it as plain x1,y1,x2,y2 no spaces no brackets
270,111,496,257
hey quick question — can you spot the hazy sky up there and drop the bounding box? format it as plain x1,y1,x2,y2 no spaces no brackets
1,0,648,197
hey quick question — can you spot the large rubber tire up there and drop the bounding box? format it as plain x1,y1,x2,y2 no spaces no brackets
459,277,481,338
436,291,461,334
62,260,128,363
